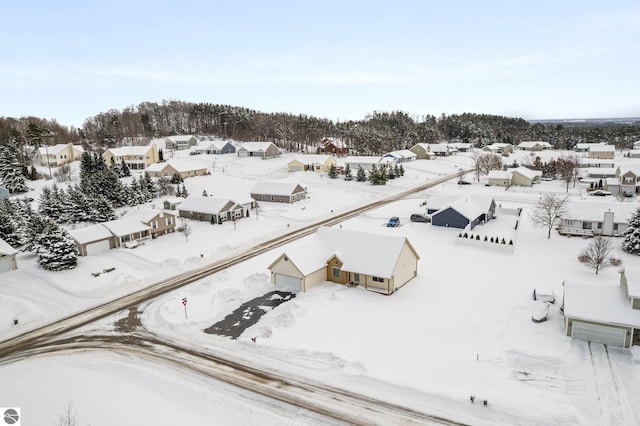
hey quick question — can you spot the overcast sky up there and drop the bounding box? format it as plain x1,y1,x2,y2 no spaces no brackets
2,0,639,127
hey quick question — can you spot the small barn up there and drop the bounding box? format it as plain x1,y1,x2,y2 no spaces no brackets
268,227,419,295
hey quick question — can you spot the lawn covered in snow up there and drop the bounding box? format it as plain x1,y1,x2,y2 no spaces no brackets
2,149,640,425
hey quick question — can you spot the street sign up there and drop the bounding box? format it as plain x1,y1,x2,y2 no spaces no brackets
181,297,188,318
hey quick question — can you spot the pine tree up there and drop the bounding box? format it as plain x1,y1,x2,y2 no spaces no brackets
399,164,405,176
368,165,379,185
35,224,77,271
328,164,337,179
171,173,183,184
344,164,352,181
120,158,131,177
109,157,122,177
0,144,28,193
622,207,640,254
181,183,189,198
24,214,55,252
175,185,182,197
0,199,24,248
387,166,396,180
202,190,208,197
356,166,366,182
90,195,116,222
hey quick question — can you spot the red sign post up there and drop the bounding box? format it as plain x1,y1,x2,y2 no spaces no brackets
182,297,188,319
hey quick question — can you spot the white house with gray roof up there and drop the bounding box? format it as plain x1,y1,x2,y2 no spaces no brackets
558,200,638,237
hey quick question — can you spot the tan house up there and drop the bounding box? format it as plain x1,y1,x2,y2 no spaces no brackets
482,143,513,154
588,144,615,159
516,141,552,151
562,267,640,347
165,135,198,151
268,227,419,295
37,143,84,166
103,144,159,170
0,238,18,272
144,160,208,179
288,155,337,172
237,142,280,159
486,170,512,187
409,143,432,159
122,208,176,237
511,166,542,186
250,181,307,203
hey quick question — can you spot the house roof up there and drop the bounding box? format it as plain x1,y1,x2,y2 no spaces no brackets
101,217,152,237
68,224,113,244
251,181,305,196
429,143,451,153
410,143,430,151
277,227,418,279
589,144,615,152
427,194,494,213
581,159,615,166
618,166,640,177
587,167,616,176
621,266,640,299
145,159,207,173
122,208,173,223
487,170,512,180
0,238,18,255
105,146,152,157
37,144,84,156
511,166,542,180
321,138,348,149
563,280,640,327
177,196,238,214
238,142,276,152
344,156,383,164
166,135,196,142
290,155,334,165
195,140,230,151
448,142,473,149
562,200,639,222
385,149,417,159
517,141,552,148
576,143,607,150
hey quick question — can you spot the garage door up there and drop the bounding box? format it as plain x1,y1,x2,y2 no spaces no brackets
86,240,111,256
274,273,301,291
0,257,12,273
572,322,626,347
290,166,303,172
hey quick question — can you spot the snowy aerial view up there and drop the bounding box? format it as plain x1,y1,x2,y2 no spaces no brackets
1,2,640,426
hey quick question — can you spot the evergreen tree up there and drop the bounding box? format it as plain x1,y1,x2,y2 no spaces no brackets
109,157,122,177
158,149,164,162
28,166,40,180
24,214,55,252
368,165,379,185
175,185,182,197
344,164,352,181
399,164,405,176
142,173,158,199
328,164,337,179
65,185,91,223
35,224,77,271
0,144,28,193
202,190,208,196
39,184,66,223
89,195,116,222
387,166,396,179
171,173,183,184
120,158,131,177
180,183,189,198
356,166,366,182
0,199,24,248
622,207,640,254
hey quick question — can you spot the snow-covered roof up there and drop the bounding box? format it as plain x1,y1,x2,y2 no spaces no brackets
290,155,334,164
589,144,615,152
237,142,275,152
279,227,418,279
0,238,18,255
251,181,304,196
37,144,84,156
122,208,172,223
562,200,639,222
321,138,348,149
68,224,113,244
629,149,640,156
385,149,417,159
487,170,512,180
517,141,552,148
411,143,430,151
605,177,620,186
343,156,382,164
429,143,451,152
618,166,640,176
511,166,542,180
581,159,615,166
587,167,616,176
448,142,473,149
438,197,486,221
195,140,229,151
563,280,640,327
177,196,238,214
105,146,152,157
145,159,207,173
427,194,494,215
166,135,196,142
101,218,151,237
576,142,606,150
621,266,640,299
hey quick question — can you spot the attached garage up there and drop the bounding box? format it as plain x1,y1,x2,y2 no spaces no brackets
0,256,13,272
570,321,627,347
85,239,111,256
274,273,302,291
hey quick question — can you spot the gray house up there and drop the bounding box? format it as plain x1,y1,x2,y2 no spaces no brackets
195,140,235,155
237,142,280,159
250,182,307,203
427,195,496,230
177,196,248,223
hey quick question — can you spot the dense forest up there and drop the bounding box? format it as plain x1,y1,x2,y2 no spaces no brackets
1,100,640,156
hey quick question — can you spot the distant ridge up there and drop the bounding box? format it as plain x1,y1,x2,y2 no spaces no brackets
529,117,640,125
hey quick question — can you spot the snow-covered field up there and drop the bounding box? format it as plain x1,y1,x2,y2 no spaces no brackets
2,148,640,425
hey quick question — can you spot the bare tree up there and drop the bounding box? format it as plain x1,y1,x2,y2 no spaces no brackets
53,163,72,183
529,193,569,239
179,218,192,241
577,235,621,274
556,154,580,192
474,152,503,178
56,402,79,426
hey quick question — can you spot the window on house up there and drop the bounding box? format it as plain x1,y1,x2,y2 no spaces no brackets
152,221,157,229
332,267,341,279
167,217,172,225
614,224,619,231
582,222,592,230
597,222,602,229
354,273,360,283
372,276,384,283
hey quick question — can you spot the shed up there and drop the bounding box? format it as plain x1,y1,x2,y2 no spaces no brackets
0,238,18,272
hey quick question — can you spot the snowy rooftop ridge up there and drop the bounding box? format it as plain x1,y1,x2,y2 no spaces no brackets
563,280,640,326
0,238,18,255
145,159,207,173
250,181,304,196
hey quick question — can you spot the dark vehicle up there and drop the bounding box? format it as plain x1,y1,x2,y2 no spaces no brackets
410,213,430,223
386,217,400,227
458,180,472,185
588,190,611,196
623,190,634,198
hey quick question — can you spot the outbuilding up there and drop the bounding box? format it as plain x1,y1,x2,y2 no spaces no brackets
0,238,18,272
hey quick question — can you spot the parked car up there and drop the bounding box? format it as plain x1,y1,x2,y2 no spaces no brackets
124,240,139,249
458,180,472,185
623,190,635,198
410,213,430,223
531,301,551,323
588,190,611,196
386,217,400,227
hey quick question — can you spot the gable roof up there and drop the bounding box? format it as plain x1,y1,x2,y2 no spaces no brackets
344,156,383,164
37,144,84,156
275,227,418,279
122,208,173,223
237,142,276,152
517,141,552,148
511,166,542,180
290,155,334,165
68,224,114,244
145,159,207,173
410,143,430,151
562,200,639,222
487,170,512,180
384,149,417,160
427,194,494,214
101,217,152,237
0,238,18,255
621,266,640,299
435,197,485,221
321,138,348,149
563,280,640,326
251,181,305,196
195,140,231,151
589,144,615,152
105,146,152,157
166,135,196,142
177,196,239,214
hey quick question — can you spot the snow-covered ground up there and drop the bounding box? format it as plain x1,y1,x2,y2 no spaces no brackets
2,149,640,425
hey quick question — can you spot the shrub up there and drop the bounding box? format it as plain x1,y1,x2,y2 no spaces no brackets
610,258,622,266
